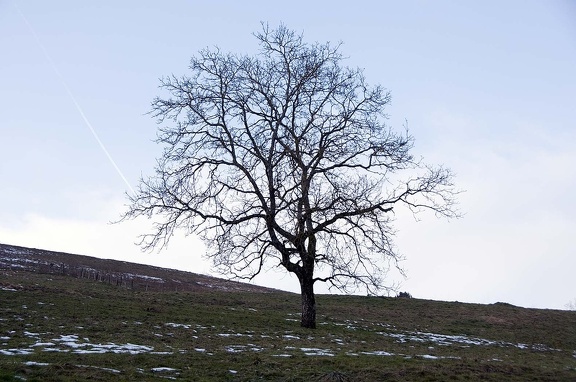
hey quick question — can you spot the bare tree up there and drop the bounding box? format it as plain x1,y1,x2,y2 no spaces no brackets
123,24,459,328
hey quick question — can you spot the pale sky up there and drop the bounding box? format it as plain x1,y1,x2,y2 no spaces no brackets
1,1,575,309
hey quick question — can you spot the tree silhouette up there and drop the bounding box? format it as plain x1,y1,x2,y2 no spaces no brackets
123,24,459,328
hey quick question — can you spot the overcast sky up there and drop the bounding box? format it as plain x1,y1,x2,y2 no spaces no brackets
1,1,575,310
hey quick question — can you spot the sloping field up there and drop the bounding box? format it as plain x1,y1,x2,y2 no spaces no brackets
0,243,277,293
1,243,575,381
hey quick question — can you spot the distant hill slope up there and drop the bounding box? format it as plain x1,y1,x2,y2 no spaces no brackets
0,243,281,293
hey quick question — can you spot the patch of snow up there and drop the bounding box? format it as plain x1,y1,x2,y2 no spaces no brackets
165,323,191,329
420,354,461,360
218,333,251,338
56,334,79,342
6,264,26,269
152,367,178,372
224,345,246,353
229,370,238,374
528,343,561,352
283,335,300,340
3,247,33,255
195,281,214,288
98,343,154,355
125,273,165,282
380,331,498,346
31,342,55,347
25,361,50,366
95,367,121,374
300,347,334,356
360,350,395,356
377,329,557,351
0,348,34,355
47,334,154,354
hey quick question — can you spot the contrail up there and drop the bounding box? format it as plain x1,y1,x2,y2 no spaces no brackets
13,2,135,194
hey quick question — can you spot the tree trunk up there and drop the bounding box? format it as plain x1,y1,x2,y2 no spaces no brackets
299,276,316,329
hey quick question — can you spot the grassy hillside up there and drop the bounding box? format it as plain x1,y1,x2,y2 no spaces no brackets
1,244,575,381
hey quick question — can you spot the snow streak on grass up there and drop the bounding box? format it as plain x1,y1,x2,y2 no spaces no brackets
378,329,562,351
1,333,155,355
0,315,564,361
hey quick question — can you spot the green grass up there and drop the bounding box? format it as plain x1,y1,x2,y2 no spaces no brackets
1,269,576,381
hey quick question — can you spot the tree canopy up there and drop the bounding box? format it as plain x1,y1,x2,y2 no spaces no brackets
123,24,459,328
